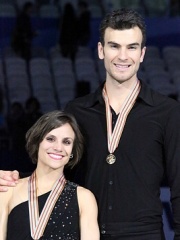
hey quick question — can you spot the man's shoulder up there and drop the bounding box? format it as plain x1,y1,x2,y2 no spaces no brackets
69,93,93,105
65,91,98,111
140,81,180,109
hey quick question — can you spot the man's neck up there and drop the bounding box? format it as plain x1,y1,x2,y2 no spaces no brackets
105,79,138,114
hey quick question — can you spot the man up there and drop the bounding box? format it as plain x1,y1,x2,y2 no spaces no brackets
1,9,180,239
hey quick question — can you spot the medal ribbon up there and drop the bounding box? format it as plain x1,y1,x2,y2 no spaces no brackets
28,171,66,239
103,80,141,154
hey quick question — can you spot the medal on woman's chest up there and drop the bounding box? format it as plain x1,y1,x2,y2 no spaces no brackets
28,172,66,239
106,153,116,164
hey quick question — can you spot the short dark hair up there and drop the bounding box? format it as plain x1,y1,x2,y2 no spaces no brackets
25,110,84,168
99,8,146,48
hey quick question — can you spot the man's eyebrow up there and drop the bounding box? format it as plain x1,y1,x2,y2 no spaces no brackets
107,42,140,46
107,41,119,45
128,43,140,46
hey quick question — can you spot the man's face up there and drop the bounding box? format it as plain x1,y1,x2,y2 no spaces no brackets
98,27,146,85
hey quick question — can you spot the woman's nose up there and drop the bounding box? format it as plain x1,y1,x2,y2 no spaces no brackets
53,141,62,151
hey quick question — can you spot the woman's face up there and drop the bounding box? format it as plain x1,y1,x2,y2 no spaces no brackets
37,123,75,172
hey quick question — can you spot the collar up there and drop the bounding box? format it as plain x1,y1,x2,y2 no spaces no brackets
83,80,156,109
138,80,156,106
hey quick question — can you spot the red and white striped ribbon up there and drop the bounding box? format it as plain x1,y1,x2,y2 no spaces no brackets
28,172,66,239
103,80,141,154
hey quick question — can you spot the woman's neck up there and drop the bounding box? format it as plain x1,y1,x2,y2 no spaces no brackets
35,167,64,195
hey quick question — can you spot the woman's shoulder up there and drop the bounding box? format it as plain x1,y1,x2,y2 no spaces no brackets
0,178,28,206
66,180,79,188
0,178,28,204
65,181,96,201
77,186,98,214
0,187,13,205
14,177,29,192
77,185,96,203
8,177,29,212
66,181,95,197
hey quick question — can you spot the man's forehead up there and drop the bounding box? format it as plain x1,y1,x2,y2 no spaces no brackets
104,27,143,42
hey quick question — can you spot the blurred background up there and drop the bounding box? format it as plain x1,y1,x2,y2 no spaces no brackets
0,1,179,238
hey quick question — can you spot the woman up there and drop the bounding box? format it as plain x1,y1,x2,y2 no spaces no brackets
0,110,100,239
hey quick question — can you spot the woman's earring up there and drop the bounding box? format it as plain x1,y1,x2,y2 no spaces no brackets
70,154,73,159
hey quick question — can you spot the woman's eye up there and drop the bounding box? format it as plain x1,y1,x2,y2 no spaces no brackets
63,139,72,145
46,137,54,142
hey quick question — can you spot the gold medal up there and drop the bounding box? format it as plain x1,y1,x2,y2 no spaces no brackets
103,81,140,165
106,154,116,164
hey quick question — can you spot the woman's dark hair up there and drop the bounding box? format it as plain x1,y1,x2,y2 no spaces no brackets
99,8,146,48
26,110,84,168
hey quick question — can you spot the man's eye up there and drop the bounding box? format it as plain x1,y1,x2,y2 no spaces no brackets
129,46,137,50
110,44,117,48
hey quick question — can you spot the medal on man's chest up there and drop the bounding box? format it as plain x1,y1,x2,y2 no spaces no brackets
102,80,141,165
106,153,116,164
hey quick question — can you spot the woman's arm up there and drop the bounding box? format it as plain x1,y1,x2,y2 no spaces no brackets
77,186,100,240
0,189,12,239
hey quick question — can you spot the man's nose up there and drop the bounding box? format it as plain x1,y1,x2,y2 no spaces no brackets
118,49,128,60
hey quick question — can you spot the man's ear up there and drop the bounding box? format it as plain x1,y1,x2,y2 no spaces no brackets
98,42,104,60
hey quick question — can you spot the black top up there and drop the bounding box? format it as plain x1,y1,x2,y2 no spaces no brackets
7,181,80,240
65,81,180,238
